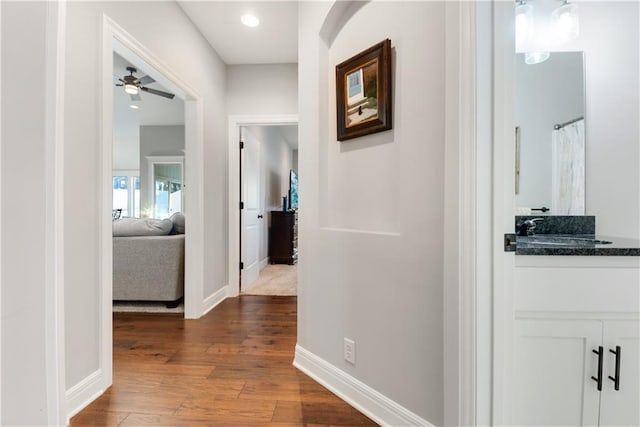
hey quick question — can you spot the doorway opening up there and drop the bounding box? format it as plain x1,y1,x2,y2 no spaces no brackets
239,125,298,296
227,115,298,297
100,16,206,401
112,50,186,314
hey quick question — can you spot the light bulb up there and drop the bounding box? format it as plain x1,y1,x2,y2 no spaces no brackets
525,51,550,65
124,83,139,95
552,2,579,43
240,14,259,28
129,104,139,110
515,2,534,51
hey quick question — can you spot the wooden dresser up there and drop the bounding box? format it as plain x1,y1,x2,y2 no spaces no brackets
269,211,297,264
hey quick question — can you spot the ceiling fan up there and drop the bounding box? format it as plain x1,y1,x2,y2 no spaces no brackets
115,66,175,101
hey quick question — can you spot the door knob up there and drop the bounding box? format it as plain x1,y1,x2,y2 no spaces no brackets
257,215,264,219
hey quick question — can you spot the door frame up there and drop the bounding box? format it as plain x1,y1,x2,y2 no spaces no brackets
97,13,206,407
490,2,517,425
227,115,298,297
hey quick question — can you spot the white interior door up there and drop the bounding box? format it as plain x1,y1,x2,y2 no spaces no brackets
241,129,261,288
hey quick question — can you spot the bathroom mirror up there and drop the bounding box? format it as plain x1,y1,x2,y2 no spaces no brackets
514,51,586,215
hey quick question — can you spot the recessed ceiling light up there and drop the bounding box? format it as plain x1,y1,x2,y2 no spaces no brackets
129,104,139,110
241,14,259,28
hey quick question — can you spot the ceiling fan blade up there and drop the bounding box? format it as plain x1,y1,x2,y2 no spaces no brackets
130,93,142,101
138,75,155,85
141,86,175,99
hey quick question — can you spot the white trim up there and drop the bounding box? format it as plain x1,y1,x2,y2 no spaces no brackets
259,257,269,271
44,1,67,425
201,285,229,316
183,99,205,319
99,13,115,403
92,13,207,418
474,2,495,425
491,2,517,426
444,1,478,426
293,345,433,427
0,1,3,421
65,370,105,421
228,114,298,297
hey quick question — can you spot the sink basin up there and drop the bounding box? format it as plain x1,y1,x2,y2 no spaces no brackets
519,235,613,247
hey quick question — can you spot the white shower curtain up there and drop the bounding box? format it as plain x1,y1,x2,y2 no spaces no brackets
551,119,585,215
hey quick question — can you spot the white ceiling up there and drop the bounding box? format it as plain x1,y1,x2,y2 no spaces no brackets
177,1,298,65
113,1,300,169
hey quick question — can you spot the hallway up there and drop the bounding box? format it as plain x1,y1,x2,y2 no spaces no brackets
71,296,375,425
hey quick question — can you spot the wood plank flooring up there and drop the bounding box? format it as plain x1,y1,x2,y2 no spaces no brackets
71,296,377,426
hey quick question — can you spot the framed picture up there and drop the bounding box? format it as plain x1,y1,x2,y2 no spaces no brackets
336,39,392,141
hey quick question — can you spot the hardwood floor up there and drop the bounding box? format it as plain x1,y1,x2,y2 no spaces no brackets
71,296,377,426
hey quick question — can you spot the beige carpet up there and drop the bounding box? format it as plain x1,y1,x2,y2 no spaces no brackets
242,264,297,296
112,301,184,314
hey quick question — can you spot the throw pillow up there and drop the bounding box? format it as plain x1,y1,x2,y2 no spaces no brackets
169,212,186,234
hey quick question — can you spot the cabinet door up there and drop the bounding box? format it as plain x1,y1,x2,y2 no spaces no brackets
599,320,640,427
514,319,602,426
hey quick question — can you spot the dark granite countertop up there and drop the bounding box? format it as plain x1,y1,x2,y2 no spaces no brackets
516,234,640,256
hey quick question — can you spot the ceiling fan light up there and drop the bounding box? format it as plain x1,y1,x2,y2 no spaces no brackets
124,83,139,95
552,1,579,43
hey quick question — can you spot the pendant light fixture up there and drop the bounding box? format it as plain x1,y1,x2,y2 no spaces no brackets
552,0,579,43
525,51,551,65
515,0,534,50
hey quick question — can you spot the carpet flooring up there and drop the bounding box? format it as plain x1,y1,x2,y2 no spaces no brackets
113,301,185,314
241,264,297,296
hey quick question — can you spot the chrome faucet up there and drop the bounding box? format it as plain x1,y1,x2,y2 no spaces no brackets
518,218,544,236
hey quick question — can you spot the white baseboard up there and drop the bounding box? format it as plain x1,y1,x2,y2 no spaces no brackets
202,285,228,316
66,369,105,421
259,257,269,270
293,345,432,427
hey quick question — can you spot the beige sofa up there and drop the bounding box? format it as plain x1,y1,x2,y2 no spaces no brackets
112,214,185,306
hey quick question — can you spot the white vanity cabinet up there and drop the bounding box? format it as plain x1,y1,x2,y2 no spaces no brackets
599,321,640,426
513,257,640,426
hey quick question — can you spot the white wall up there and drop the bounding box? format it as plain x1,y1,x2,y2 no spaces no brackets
298,2,446,424
113,126,139,170
139,125,185,215
244,126,294,263
226,64,298,115
515,52,584,209
1,2,49,424
63,0,227,403
577,2,639,238
292,149,298,172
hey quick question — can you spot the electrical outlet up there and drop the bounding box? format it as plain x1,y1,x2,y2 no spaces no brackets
344,338,355,364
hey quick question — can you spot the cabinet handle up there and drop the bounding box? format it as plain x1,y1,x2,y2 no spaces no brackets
608,346,621,391
257,215,264,219
592,346,603,391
